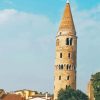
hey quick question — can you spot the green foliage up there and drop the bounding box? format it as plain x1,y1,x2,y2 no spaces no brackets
92,72,100,100
58,86,88,100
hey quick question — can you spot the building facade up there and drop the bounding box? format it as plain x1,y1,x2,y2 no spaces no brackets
12,89,53,100
54,1,77,100
1,94,25,100
0,89,5,98
87,72,100,100
13,89,38,100
87,79,95,100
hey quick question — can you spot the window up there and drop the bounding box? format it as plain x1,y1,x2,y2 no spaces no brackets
59,64,63,70
66,85,68,89
67,76,70,80
66,64,71,70
59,76,61,80
60,53,62,58
66,85,70,89
66,38,73,46
61,64,63,69
66,38,69,45
56,39,59,46
67,64,69,70
68,53,71,59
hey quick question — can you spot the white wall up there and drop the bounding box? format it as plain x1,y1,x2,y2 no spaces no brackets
29,97,46,100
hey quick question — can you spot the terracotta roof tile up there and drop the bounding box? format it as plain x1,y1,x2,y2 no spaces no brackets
2,94,25,100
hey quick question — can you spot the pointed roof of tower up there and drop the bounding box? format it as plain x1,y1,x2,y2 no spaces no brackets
59,1,76,35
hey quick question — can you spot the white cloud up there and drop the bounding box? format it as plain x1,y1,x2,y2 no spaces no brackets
0,9,56,52
0,9,56,92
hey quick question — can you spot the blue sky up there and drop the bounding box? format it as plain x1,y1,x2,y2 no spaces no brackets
0,0,99,22
0,0,100,93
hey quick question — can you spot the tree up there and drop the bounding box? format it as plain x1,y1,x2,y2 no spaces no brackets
92,72,100,100
58,86,88,100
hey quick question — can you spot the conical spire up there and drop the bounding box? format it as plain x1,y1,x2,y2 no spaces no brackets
59,1,76,35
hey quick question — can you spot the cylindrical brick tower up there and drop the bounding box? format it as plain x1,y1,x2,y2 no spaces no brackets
54,1,77,100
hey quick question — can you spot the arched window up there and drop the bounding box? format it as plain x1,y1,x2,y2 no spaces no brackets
67,64,69,70
66,64,71,70
60,53,62,58
56,39,59,46
68,53,71,59
66,38,69,45
66,38,73,46
61,64,63,69
67,76,70,80
59,76,61,80
66,85,68,89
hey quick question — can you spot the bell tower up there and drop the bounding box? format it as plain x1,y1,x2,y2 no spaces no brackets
54,1,77,100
